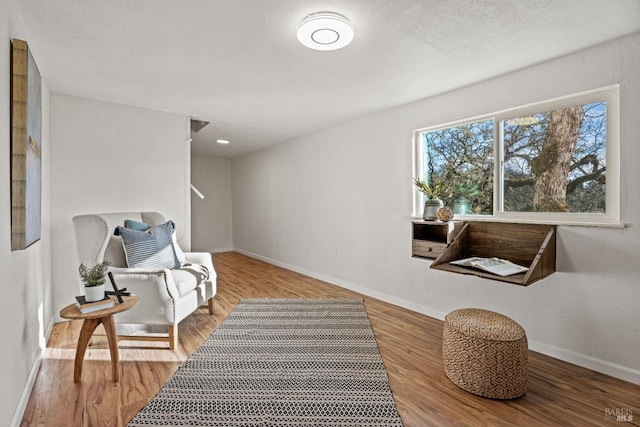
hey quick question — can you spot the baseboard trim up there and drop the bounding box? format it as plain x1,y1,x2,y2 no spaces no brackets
527,339,640,385
233,248,448,320
12,316,54,427
211,247,234,254
233,248,640,386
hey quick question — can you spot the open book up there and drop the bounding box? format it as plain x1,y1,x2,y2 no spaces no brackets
450,257,529,277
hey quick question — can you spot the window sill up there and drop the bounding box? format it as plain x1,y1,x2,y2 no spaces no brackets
411,214,624,228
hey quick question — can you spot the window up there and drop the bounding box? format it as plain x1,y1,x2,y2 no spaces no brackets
414,86,619,226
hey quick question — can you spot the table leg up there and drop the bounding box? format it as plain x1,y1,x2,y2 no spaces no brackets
74,318,102,382
102,314,120,382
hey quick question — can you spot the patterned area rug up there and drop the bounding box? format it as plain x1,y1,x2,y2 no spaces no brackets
128,298,403,426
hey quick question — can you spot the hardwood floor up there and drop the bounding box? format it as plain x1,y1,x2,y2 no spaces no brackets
21,252,639,426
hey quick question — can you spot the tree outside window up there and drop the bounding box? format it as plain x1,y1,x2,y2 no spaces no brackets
416,87,616,224
502,102,606,213
422,120,493,215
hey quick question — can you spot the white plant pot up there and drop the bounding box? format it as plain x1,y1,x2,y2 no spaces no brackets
85,284,105,302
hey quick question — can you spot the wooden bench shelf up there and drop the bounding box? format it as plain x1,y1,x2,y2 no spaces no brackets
413,220,556,286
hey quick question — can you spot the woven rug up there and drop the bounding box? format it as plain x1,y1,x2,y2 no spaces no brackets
128,298,403,426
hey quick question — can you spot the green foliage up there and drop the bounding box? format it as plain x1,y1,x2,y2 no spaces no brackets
413,177,442,199
78,260,110,287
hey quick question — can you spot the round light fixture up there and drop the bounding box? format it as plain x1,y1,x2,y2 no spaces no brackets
216,139,230,144
297,12,354,51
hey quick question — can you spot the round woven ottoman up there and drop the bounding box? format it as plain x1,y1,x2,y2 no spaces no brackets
442,308,528,399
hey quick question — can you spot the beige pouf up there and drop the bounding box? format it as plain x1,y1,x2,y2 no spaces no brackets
442,308,528,399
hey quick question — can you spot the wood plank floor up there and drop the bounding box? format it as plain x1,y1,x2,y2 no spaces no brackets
21,252,639,426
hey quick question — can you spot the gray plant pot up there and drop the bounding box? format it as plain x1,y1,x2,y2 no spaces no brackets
423,198,444,220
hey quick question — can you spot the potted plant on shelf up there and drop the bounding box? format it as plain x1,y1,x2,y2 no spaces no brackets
78,260,110,302
414,177,444,220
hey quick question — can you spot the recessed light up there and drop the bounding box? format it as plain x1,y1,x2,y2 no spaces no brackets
297,12,354,51
216,139,230,144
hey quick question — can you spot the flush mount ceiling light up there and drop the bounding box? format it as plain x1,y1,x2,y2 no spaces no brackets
297,12,354,51
216,139,230,144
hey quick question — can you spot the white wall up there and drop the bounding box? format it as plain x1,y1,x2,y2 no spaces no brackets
49,94,191,319
191,156,233,252
1,0,53,424
232,32,640,384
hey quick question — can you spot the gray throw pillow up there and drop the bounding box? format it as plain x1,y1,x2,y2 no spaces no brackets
123,219,186,265
115,221,181,269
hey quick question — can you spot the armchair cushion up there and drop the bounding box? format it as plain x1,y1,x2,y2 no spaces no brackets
115,221,182,269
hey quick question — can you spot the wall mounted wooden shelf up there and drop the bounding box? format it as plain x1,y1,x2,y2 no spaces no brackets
412,221,465,260
413,221,556,286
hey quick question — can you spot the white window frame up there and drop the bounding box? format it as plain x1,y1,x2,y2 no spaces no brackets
413,85,620,227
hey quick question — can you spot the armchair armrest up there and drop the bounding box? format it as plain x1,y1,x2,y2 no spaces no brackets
107,267,180,324
184,252,216,280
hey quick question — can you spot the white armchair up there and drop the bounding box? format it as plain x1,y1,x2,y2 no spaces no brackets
72,212,216,349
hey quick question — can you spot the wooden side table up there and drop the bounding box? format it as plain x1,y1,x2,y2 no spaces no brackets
59,295,139,382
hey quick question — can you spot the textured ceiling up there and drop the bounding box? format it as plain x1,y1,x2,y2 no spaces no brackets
15,0,640,158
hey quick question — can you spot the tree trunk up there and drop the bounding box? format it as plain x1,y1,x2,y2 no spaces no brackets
531,106,583,212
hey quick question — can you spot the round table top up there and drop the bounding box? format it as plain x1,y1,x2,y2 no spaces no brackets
60,295,139,320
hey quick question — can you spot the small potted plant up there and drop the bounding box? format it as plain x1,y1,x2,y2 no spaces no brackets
78,260,110,302
413,178,444,220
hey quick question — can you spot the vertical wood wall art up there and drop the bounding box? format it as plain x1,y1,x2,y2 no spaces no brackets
11,39,42,250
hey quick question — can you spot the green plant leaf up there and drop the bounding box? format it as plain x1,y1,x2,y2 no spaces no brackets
78,260,111,287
